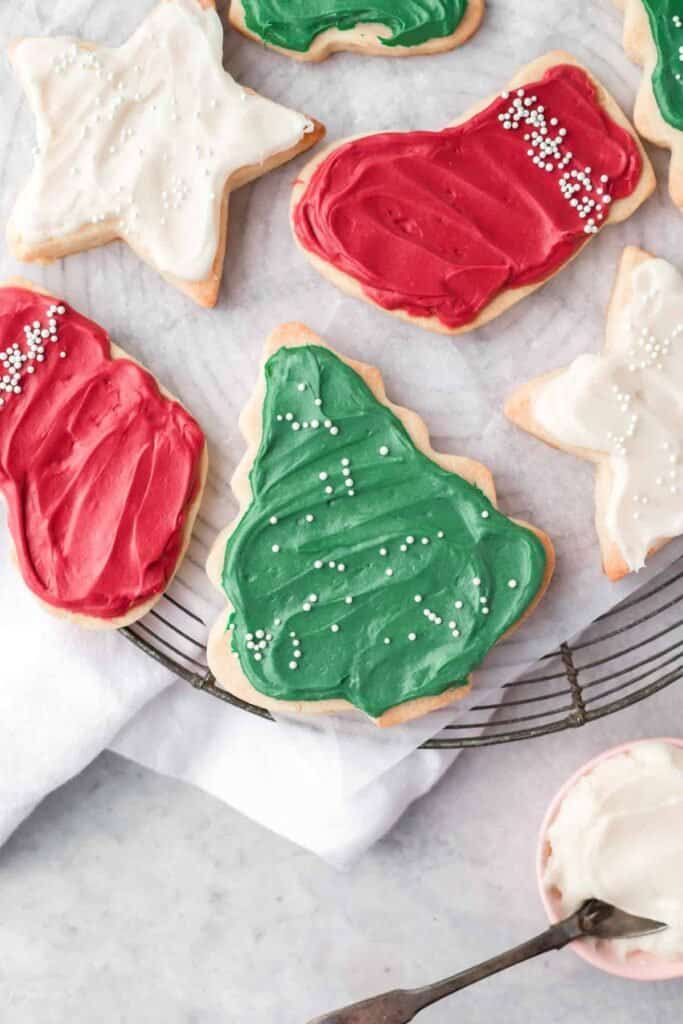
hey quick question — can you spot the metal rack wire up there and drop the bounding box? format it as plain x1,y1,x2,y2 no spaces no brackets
121,556,683,747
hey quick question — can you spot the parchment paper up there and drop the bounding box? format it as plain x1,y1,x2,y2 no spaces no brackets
2,0,681,783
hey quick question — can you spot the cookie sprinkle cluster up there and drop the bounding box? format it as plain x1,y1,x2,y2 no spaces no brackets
0,303,67,410
614,313,683,509
239,375,515,667
498,87,613,236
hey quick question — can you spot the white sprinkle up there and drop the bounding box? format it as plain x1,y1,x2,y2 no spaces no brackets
384,637,391,645
289,661,298,670
319,472,328,480
379,547,388,556
314,560,323,569
271,544,280,553
305,514,314,523
508,579,518,589
481,510,490,519
269,516,278,525
330,624,340,633
414,595,423,603
379,446,389,456
345,596,353,604
408,633,417,642
297,383,305,392
385,568,394,577
455,600,463,609
472,577,481,586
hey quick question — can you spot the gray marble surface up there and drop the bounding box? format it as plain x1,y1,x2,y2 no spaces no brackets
2,685,682,1023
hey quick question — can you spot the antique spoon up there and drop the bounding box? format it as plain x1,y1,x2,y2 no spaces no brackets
307,900,667,1024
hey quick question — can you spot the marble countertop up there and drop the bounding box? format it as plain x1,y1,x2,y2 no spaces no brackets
2,687,681,1023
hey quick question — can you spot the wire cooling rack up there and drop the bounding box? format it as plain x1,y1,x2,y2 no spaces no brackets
121,552,683,748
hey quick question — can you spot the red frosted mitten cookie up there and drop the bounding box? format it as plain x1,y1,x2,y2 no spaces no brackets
0,281,207,626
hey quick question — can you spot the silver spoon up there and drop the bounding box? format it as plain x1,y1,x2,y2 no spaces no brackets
307,900,667,1024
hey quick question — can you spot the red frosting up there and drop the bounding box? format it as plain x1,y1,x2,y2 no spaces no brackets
293,65,643,329
0,288,204,619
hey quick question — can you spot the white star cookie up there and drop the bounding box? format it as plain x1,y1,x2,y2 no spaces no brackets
506,247,683,580
7,0,324,306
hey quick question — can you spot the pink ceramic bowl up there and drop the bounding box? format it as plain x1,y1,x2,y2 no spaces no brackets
537,737,683,981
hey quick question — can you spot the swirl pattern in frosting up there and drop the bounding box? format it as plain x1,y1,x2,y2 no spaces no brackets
0,288,205,619
239,0,467,51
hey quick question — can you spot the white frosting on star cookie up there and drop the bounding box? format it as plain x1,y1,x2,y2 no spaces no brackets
10,0,313,281
533,257,683,572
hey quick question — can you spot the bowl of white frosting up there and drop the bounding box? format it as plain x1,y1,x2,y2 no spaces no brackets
538,738,683,980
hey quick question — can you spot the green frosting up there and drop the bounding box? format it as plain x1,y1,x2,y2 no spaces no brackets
239,0,467,52
221,346,547,718
641,0,683,131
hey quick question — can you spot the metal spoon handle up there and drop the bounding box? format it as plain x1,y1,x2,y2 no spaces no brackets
410,913,583,1013
307,900,668,1024
307,912,584,1024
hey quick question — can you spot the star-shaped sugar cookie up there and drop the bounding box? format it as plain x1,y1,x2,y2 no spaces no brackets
7,0,324,306
506,246,683,580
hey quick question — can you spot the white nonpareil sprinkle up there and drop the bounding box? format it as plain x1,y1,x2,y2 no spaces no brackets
498,88,613,236
0,301,68,409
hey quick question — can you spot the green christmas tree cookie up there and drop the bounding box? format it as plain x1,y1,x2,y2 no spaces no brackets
207,324,553,726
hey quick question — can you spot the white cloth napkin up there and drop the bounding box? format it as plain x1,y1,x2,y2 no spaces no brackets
0,531,457,867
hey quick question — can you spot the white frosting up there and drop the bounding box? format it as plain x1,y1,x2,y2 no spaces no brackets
10,0,313,281
544,741,683,959
533,257,683,571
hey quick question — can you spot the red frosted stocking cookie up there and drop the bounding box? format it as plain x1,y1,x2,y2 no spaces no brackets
292,52,654,335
